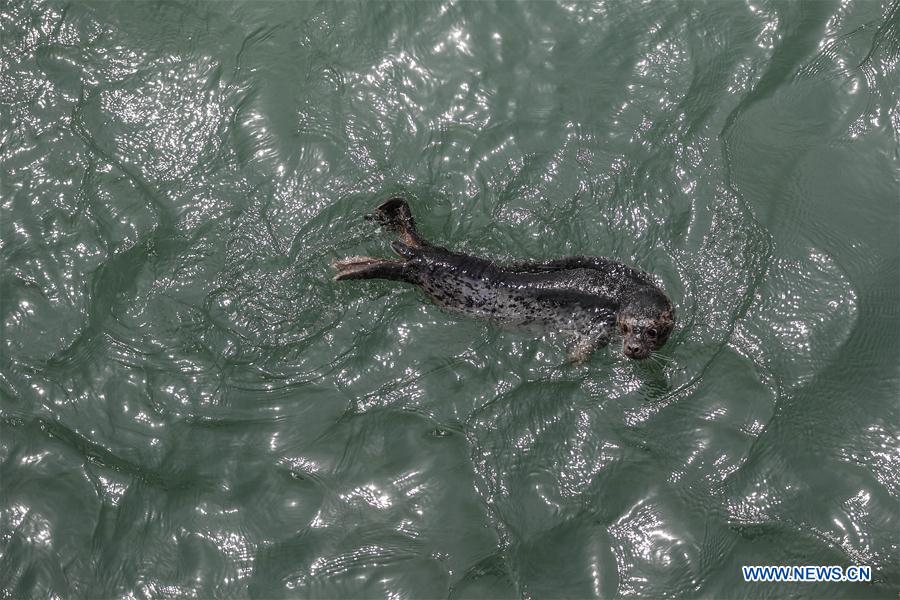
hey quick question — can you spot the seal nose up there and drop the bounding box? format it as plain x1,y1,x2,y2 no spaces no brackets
626,344,641,357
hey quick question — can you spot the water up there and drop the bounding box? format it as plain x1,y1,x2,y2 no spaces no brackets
1,0,898,597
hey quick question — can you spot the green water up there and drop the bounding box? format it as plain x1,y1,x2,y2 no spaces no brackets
2,0,899,598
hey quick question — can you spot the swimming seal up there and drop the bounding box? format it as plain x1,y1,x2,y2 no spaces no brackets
332,198,675,363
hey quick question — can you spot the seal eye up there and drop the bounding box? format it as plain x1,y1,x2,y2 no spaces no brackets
646,328,658,339
621,323,629,333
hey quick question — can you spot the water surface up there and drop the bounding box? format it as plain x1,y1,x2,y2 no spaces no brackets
2,0,899,598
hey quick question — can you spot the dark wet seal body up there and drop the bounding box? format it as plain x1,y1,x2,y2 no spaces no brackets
333,198,675,363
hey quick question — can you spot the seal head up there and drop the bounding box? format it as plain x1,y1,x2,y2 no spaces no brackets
618,288,675,360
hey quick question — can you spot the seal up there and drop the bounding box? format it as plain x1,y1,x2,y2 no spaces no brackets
332,198,675,362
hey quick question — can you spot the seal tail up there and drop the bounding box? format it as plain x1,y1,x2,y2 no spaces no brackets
331,256,413,282
367,198,430,248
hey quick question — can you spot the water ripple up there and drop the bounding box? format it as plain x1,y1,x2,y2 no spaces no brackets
2,0,898,597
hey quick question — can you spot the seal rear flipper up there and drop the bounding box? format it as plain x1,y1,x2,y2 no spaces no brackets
390,240,418,259
367,198,431,248
331,256,412,282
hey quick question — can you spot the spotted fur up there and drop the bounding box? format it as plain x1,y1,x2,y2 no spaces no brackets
333,198,675,362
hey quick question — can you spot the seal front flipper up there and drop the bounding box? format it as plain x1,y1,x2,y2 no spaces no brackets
566,331,611,364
